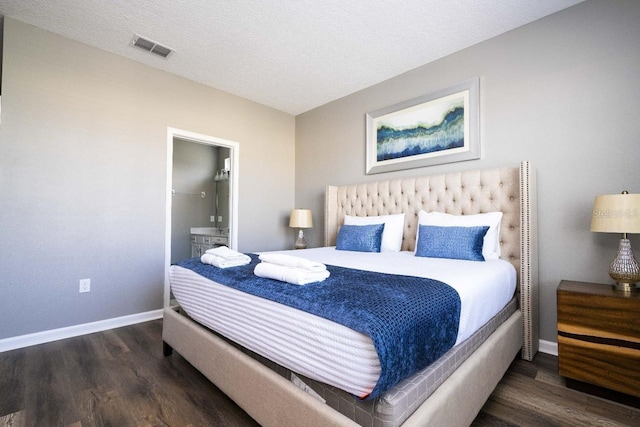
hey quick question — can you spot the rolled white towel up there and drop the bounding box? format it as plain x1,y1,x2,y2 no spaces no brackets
201,253,250,269
258,253,327,272
205,246,251,263
254,262,330,285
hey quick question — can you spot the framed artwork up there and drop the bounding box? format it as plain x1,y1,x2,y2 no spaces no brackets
366,78,479,174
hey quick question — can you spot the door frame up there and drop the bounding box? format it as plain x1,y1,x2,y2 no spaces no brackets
164,127,240,307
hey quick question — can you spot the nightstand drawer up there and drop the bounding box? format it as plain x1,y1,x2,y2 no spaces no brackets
558,334,640,397
557,280,640,398
558,284,640,341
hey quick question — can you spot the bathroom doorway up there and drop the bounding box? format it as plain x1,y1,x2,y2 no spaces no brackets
171,139,230,263
164,127,239,307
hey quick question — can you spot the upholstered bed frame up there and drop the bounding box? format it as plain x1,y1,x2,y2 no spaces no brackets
162,161,538,427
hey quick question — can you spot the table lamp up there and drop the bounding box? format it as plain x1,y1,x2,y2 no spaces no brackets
289,209,313,249
591,191,640,292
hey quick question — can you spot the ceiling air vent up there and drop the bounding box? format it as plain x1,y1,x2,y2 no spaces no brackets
131,35,174,58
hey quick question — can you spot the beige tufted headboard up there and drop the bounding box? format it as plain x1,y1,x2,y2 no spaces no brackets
324,161,539,360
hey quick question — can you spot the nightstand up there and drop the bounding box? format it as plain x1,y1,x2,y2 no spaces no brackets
557,280,640,400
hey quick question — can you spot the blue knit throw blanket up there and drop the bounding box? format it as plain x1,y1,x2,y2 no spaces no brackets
177,254,461,399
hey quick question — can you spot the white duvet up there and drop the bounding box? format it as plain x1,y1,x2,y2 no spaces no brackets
169,247,516,398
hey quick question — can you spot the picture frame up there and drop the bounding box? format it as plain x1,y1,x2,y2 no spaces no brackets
366,77,479,174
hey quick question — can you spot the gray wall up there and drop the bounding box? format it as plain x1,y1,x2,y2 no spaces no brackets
295,0,640,344
0,18,295,339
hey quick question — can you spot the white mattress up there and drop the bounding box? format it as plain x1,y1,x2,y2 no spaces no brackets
169,248,516,398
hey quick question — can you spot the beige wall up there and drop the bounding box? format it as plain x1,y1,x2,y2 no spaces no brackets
295,0,640,344
0,18,295,339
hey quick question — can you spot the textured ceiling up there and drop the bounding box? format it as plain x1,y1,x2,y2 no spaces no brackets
0,0,584,115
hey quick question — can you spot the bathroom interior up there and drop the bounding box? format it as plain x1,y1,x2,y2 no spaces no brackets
171,137,231,264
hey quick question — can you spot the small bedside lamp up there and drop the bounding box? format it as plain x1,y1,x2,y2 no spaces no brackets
289,209,313,249
591,191,640,292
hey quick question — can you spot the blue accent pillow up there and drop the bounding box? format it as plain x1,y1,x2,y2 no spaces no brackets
415,225,489,261
336,223,385,252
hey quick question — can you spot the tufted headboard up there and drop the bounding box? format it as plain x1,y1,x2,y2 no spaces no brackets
324,161,539,360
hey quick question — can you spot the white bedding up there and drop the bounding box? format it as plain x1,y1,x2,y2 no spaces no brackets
169,247,516,398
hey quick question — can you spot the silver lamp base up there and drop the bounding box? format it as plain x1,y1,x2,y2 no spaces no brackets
614,282,639,293
294,229,307,250
609,238,640,292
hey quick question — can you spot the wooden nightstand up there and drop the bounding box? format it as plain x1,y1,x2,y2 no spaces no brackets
557,280,640,401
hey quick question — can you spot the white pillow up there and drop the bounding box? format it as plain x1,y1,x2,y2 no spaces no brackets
344,213,405,252
416,210,503,260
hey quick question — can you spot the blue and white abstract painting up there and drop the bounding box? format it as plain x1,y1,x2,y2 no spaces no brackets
374,92,467,162
366,78,479,174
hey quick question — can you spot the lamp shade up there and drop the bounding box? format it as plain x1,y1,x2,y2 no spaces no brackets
591,193,640,234
289,209,313,228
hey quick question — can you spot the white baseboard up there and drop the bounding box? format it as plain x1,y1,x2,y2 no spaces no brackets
0,309,163,353
538,339,558,356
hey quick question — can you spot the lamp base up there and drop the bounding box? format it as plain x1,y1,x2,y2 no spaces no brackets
613,282,639,293
609,238,640,292
294,229,307,250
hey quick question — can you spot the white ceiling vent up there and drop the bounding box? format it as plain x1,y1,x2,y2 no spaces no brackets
131,35,173,58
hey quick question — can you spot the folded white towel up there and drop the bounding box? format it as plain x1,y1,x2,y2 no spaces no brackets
205,246,251,262
201,253,251,269
258,253,327,272
254,262,330,285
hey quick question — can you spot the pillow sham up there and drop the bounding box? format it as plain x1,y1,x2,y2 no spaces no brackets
416,210,503,260
344,213,405,252
415,225,489,261
336,223,385,253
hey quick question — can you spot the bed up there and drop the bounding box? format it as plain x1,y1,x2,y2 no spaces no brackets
162,161,538,427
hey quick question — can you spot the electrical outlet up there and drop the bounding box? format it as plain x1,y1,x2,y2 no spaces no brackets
210,216,216,222
79,278,91,293
218,216,223,222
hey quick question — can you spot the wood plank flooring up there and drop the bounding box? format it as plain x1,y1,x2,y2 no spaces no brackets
1,319,639,426
0,320,258,427
472,352,640,426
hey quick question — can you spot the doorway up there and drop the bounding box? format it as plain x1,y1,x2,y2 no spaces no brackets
164,127,239,307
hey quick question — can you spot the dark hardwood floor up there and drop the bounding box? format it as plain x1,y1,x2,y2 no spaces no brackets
472,352,640,426
0,320,258,427
1,320,639,426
